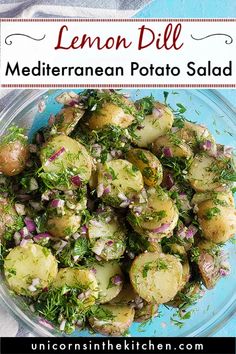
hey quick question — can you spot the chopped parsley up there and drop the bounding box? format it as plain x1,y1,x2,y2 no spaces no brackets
204,207,221,220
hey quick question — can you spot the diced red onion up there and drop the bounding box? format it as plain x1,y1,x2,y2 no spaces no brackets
92,144,102,157
15,203,26,216
92,240,105,255
71,175,81,187
103,186,111,195
20,227,29,238
73,255,80,262
152,223,170,233
177,226,187,238
14,232,21,245
59,319,66,331
32,278,40,287
45,147,65,165
162,147,173,158
132,206,143,216
165,174,174,189
50,199,65,208
223,146,233,158
112,275,123,286
97,183,104,198
185,224,198,239
24,217,36,233
120,200,131,208
219,268,230,276
91,268,97,274
201,140,212,151
84,290,91,298
152,107,163,118
78,293,85,300
34,233,51,240
73,233,81,240
20,239,30,247
118,192,128,201
81,225,88,234
29,178,39,191
39,318,54,329
106,240,114,246
28,285,37,292
95,255,102,261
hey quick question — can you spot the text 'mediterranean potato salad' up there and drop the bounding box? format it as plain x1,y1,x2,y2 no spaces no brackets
0,90,236,335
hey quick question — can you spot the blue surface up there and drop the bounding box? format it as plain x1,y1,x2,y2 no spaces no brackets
134,0,236,338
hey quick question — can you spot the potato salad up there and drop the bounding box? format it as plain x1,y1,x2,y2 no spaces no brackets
0,90,235,335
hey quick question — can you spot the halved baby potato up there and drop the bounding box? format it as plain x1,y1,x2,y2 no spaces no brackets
126,148,163,186
133,102,174,147
54,106,85,135
40,135,92,190
88,211,126,260
92,261,123,304
53,267,98,307
0,140,29,176
4,243,58,296
130,252,183,303
128,187,179,240
97,159,144,207
197,198,236,243
188,154,230,192
88,304,135,336
152,134,193,159
88,98,135,130
176,121,217,152
46,210,81,238
191,190,235,207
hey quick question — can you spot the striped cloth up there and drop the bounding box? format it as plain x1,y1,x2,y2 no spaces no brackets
0,0,152,18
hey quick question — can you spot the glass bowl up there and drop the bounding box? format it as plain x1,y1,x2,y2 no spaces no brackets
0,89,235,337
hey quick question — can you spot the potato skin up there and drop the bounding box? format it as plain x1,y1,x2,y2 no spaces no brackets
176,121,216,152
0,140,29,176
46,211,81,238
128,187,179,240
197,199,236,243
88,100,135,130
134,303,159,322
88,304,135,336
133,102,174,147
188,154,228,192
152,134,193,159
126,148,163,186
4,243,58,296
55,107,84,135
129,252,183,303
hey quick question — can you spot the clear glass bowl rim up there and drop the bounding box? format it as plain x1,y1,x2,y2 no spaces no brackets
0,88,235,337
